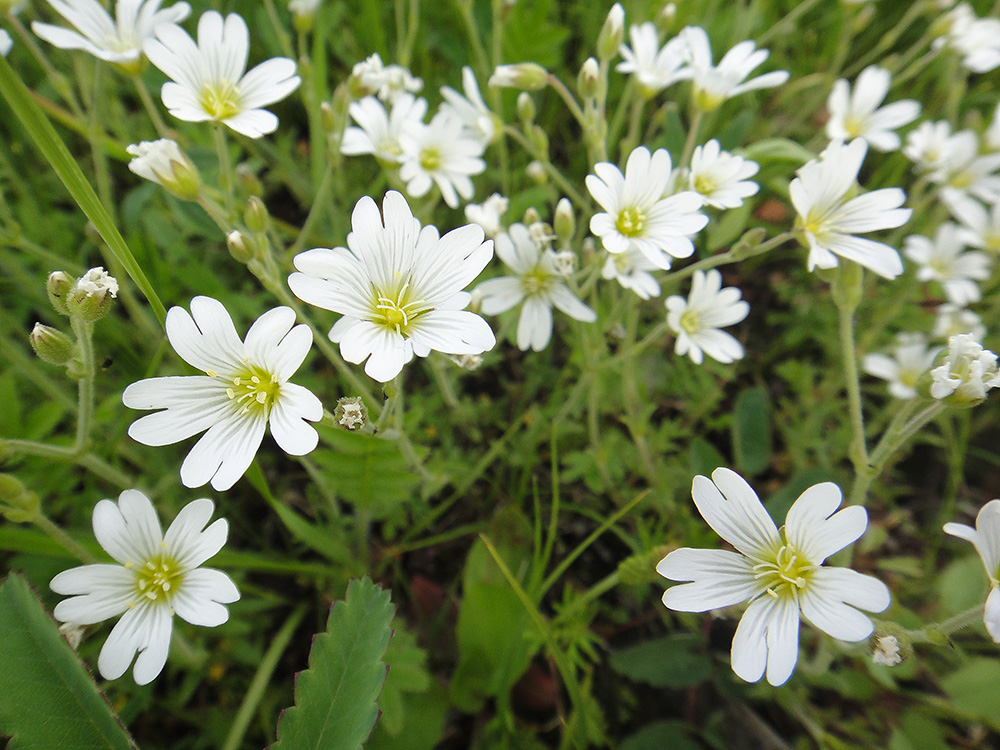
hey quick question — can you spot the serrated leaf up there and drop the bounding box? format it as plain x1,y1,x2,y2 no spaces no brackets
609,634,711,688
272,577,394,750
0,574,137,750
312,427,420,519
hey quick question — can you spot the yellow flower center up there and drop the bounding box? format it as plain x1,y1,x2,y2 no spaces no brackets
616,206,646,237
753,543,815,600
679,309,701,333
693,173,717,197
129,550,183,605
373,280,426,335
212,365,281,416
843,114,866,138
199,79,243,120
949,170,973,189
419,146,442,172
521,267,553,296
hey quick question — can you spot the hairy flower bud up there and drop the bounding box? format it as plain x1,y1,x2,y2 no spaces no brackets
236,163,264,197
70,267,118,322
126,139,202,201
489,63,549,91
526,160,547,185
245,196,270,233
0,474,40,523
516,92,536,124
578,56,600,99
554,197,575,244
30,323,76,366
47,271,75,316
227,230,254,263
597,3,624,61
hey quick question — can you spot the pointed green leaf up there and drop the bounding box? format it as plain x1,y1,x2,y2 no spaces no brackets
272,577,394,750
0,574,137,750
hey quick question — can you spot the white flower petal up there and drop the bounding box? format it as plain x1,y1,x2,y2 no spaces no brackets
658,548,761,611
692,468,780,559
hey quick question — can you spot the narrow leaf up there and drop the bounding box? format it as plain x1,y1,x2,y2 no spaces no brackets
272,577,394,750
0,574,137,750
0,55,166,325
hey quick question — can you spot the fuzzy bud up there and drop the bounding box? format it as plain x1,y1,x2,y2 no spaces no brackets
619,545,672,585
236,163,264,198
489,63,549,91
69,267,118,322
656,3,677,33
597,3,624,61
245,196,270,234
47,271,75,316
516,92,536,124
289,0,320,33
227,230,254,263
30,323,76,366
0,474,39,523
731,227,767,259
526,161,548,185
577,57,600,99
126,139,201,201
554,197,575,244
334,396,369,431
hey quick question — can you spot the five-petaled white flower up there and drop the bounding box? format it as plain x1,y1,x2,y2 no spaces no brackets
476,222,597,351
658,468,891,686
791,139,911,279
616,22,690,97
862,332,941,400
123,297,322,491
678,26,789,111
33,0,190,71
666,269,749,364
50,490,239,685
144,10,300,138
340,93,427,164
930,333,1000,402
934,303,986,341
825,65,920,152
903,223,990,306
465,193,509,238
399,110,486,209
601,246,662,300
440,66,498,145
588,146,708,269
687,139,760,209
944,499,1000,642
288,191,496,382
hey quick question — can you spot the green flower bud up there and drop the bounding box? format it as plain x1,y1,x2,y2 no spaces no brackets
831,258,864,311
30,323,76,366
554,198,575,244
577,57,600,99
227,230,254,263
126,139,202,201
516,92,536,125
47,271,75,316
0,474,40,524
489,63,549,91
69,267,118,322
597,3,624,62
618,545,672,585
236,163,264,198
245,196,270,234
526,160,548,185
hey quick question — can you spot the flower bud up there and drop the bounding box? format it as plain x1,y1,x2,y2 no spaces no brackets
70,267,118,322
597,3,624,61
126,139,201,201
656,3,677,33
527,124,549,154
334,396,369,431
227,230,254,263
618,545,671,585
831,257,864,311
523,207,542,226
489,63,549,91
577,57,600,99
731,227,767,259
30,323,76,366
47,271,75,316
526,160,548,185
450,353,484,371
245,196,270,234
320,100,336,133
554,197,575,244
0,474,40,523
236,163,264,198
869,622,913,665
289,0,320,33
516,92,536,124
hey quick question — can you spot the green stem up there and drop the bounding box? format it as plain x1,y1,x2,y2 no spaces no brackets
220,605,307,750
757,0,823,46
32,513,98,564
213,125,236,217
547,74,588,130
288,160,336,258
678,108,704,171
502,126,590,208
833,266,868,474
846,0,931,76
71,317,95,454
131,74,171,139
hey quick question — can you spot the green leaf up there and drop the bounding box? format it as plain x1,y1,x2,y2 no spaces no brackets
888,711,951,750
311,426,420,519
738,137,815,167
609,634,711,688
940,658,1000,720
0,55,165,324
731,387,772,476
621,721,701,750
935,555,988,616
272,577,394,750
688,437,726,478
373,626,430,736
0,574,137,750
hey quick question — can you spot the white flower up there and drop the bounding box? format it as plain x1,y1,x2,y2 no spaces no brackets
32,0,190,69
351,53,422,103
123,297,322,491
933,2,1000,74
398,110,486,209
665,269,749,364
862,332,940,399
678,26,789,111
934,303,986,341
825,66,920,152
688,139,760,209
440,66,498,144
340,94,427,164
601,247,662,300
126,138,201,199
658,468,890,687
872,635,902,666
0,29,11,57
616,22,690,97
944,499,1000,642
75,266,119,299
930,333,1000,401
903,223,990,306
587,146,708,269
476,222,596,351
288,191,496,382
50,490,239,685
465,193,509,238
790,139,911,279
144,11,300,138
929,131,1000,218
904,120,955,173
288,0,320,17
953,198,1000,255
